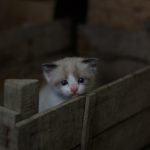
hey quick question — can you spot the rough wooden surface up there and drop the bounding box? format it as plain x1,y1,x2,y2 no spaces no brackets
0,106,19,150
1,67,150,149
81,66,150,149
4,79,39,120
81,94,95,150
0,106,19,126
91,108,150,150
16,97,86,150
0,123,18,150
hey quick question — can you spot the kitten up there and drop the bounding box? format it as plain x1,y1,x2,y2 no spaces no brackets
39,57,98,112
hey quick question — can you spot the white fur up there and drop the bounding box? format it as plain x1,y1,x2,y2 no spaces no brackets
39,74,86,112
39,85,66,112
60,74,78,97
60,74,86,97
39,57,97,112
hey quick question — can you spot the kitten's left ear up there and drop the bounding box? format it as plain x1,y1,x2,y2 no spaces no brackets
82,58,98,73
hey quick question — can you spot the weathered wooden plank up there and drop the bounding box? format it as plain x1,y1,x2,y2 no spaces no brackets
16,96,86,150
0,123,18,150
4,79,39,120
0,106,20,126
81,66,150,149
92,66,150,135
0,79,39,150
81,94,96,150
91,108,150,150
0,106,19,150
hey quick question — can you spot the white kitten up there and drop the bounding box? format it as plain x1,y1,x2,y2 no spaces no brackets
39,57,98,112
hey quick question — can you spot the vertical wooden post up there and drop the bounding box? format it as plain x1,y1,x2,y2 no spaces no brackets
81,93,96,150
0,79,40,150
4,79,39,120
0,107,19,150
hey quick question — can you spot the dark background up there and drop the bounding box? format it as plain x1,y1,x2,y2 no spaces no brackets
0,0,150,94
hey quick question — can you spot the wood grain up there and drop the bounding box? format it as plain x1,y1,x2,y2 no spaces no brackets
91,108,150,150
81,66,150,149
4,79,39,120
1,67,150,149
0,106,19,150
16,97,86,150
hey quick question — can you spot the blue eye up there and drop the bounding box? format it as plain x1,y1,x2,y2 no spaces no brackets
61,80,68,86
78,77,84,83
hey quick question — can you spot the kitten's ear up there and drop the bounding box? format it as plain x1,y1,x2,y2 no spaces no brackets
42,63,57,73
82,58,98,73
42,63,57,82
82,58,98,66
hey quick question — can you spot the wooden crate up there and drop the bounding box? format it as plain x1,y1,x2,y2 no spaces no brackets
0,66,150,150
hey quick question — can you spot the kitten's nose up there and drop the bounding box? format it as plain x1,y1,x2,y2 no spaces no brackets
70,85,78,94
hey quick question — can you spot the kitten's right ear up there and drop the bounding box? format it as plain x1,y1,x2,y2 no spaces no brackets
82,58,98,74
42,63,57,82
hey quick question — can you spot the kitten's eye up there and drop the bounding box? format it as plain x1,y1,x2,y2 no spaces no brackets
61,80,68,86
78,77,84,83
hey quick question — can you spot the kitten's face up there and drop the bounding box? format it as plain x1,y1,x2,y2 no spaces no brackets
55,74,89,98
42,57,98,99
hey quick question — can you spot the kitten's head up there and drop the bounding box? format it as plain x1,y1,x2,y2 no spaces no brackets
42,57,98,99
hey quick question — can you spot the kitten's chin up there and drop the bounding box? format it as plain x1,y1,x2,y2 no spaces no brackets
71,92,85,97
63,94,78,99
62,91,85,99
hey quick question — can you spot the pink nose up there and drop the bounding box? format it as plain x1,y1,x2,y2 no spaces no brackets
70,85,78,94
